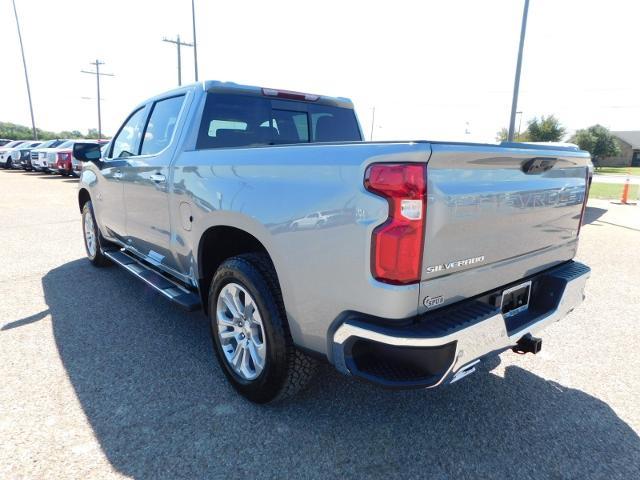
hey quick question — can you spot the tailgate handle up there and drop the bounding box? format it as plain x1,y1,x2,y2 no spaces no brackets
521,157,557,174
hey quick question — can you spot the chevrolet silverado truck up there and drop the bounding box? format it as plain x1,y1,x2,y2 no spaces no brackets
74,81,591,403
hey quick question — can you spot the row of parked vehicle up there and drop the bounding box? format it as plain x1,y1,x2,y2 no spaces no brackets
0,138,108,176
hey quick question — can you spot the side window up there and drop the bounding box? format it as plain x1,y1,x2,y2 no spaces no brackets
140,95,185,156
110,108,146,158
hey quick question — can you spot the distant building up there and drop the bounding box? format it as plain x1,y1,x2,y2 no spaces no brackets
601,131,640,167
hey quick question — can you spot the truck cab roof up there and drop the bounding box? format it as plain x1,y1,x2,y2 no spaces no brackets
136,80,355,111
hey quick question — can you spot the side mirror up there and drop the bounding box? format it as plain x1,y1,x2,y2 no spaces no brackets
73,142,103,162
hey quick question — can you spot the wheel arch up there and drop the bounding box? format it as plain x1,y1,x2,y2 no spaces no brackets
78,188,91,212
197,225,280,315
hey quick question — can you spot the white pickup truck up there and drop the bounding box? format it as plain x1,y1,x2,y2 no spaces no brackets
74,81,591,403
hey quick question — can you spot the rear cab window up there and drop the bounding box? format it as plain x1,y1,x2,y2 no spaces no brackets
196,93,361,149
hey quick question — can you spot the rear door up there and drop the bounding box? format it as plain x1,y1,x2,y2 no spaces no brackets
121,93,188,276
418,143,589,313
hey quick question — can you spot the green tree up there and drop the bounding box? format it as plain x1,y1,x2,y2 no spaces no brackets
570,125,621,162
0,121,109,141
496,115,565,143
85,128,101,139
495,128,509,142
526,115,565,142
495,127,530,142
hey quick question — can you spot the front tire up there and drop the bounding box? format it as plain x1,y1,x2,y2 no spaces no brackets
209,253,315,403
81,201,112,267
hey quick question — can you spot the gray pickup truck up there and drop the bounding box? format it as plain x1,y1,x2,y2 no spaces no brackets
74,81,591,403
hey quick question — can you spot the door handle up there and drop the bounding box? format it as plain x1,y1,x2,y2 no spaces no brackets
113,170,123,179
150,173,166,183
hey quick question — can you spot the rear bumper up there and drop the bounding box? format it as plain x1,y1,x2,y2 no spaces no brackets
331,261,590,389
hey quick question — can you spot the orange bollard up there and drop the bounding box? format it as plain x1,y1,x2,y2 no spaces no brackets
620,178,630,204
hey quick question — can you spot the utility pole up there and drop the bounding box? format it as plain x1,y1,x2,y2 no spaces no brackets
507,0,530,142
191,0,199,81
516,111,523,140
370,107,376,141
162,35,193,86
81,60,114,140
12,0,37,140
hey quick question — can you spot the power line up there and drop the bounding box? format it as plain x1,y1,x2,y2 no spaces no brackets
81,60,114,140
11,0,37,140
162,35,193,86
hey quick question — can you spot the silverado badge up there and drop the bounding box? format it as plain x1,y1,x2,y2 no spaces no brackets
425,255,485,274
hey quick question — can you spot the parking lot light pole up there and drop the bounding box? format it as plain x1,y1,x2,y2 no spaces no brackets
12,0,37,140
81,60,114,140
508,0,530,142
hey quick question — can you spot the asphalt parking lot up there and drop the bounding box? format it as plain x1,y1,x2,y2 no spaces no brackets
1,169,639,479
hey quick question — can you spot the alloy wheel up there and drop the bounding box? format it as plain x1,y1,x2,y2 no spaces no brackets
216,282,267,381
83,211,97,258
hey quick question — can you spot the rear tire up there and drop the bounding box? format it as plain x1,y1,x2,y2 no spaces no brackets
81,201,113,267
208,253,315,403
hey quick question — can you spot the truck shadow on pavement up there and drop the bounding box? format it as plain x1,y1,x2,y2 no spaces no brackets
583,206,607,225
39,259,639,479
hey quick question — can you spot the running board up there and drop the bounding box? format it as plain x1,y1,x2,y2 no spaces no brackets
103,249,201,311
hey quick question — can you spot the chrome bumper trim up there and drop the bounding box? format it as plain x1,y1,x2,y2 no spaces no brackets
332,262,590,386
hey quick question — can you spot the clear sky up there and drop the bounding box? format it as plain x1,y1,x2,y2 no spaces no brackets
1,0,637,142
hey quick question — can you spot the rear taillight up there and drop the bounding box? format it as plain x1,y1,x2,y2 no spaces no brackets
57,152,71,161
364,163,427,285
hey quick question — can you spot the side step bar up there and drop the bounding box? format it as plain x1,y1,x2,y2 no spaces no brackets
103,249,201,311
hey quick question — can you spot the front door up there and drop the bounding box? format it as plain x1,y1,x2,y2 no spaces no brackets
97,106,148,241
121,94,187,276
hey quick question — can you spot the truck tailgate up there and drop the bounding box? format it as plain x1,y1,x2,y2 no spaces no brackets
418,143,589,313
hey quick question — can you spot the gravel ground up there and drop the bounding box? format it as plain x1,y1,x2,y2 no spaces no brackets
1,169,639,479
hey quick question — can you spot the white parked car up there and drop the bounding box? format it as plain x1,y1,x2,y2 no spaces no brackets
290,211,332,230
0,140,28,168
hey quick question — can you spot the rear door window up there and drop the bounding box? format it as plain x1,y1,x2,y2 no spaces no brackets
196,93,360,149
140,95,185,155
